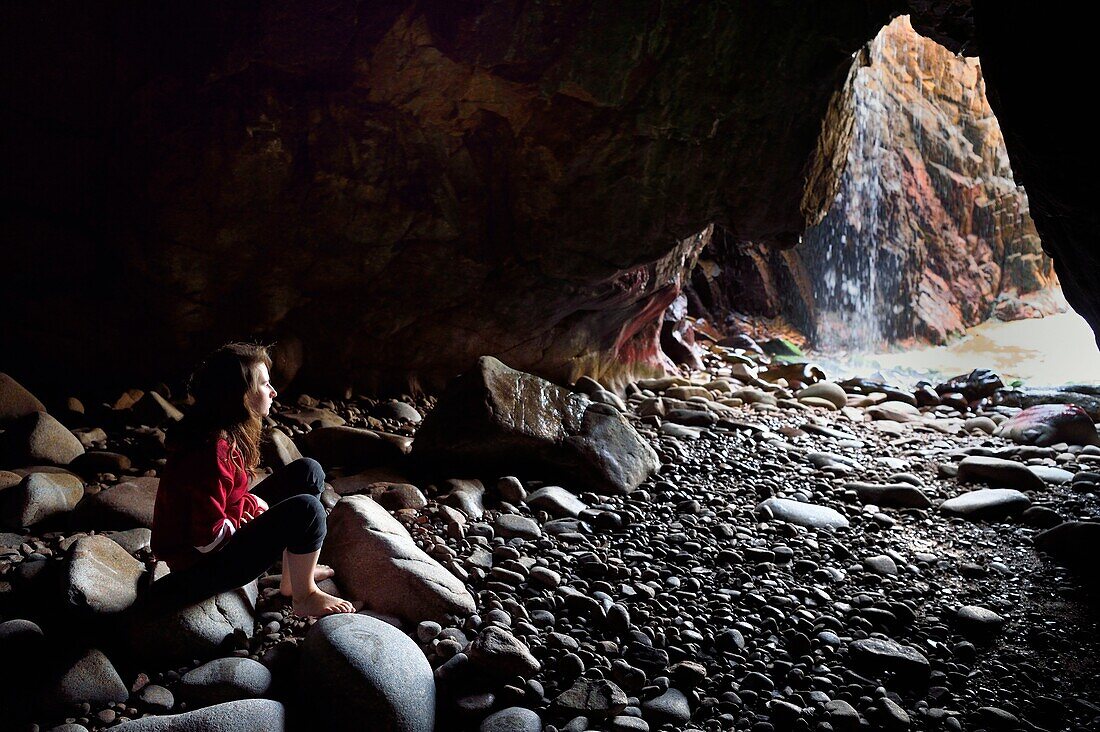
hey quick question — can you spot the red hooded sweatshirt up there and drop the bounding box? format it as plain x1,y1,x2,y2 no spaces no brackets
151,437,261,571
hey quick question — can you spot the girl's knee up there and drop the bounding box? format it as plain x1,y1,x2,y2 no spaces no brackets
288,458,326,494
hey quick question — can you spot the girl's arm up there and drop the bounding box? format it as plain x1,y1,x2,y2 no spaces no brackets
190,442,238,553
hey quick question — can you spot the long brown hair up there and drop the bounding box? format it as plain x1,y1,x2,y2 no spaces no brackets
172,342,272,476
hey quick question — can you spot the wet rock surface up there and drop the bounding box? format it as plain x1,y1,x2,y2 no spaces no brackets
1,360,1100,732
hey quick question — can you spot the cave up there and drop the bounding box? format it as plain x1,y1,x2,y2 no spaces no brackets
2,2,1100,731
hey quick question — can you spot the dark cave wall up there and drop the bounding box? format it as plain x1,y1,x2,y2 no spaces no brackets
1,1,893,396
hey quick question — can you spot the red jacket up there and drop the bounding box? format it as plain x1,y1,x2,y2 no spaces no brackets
151,437,261,571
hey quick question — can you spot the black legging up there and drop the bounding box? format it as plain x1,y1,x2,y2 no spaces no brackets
144,458,327,613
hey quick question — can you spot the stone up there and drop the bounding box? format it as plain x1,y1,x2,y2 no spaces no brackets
963,416,997,434
412,357,658,495
866,401,922,423
1034,521,1100,573
1027,465,1073,485
496,476,526,504
130,582,257,664
38,648,128,716
137,684,175,712
63,535,145,615
480,707,542,732
131,391,185,424
1,472,84,529
640,688,691,725
262,428,303,467
376,400,422,424
848,638,930,685
956,456,1046,492
76,476,158,529
864,555,898,575
955,605,1005,641
322,495,475,623
1,412,84,466
756,497,849,529
0,373,46,422
278,407,345,430
177,657,273,708
994,404,1099,446
374,483,428,511
939,489,1030,520
299,613,434,731
825,700,861,731
495,514,542,540
296,426,410,469
797,381,847,409
441,478,486,519
0,619,49,720
71,450,132,475
845,482,931,509
112,699,286,731
466,626,540,679
554,678,628,718
526,485,588,517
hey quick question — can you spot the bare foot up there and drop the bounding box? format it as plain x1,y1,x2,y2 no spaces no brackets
279,565,336,597
292,588,355,618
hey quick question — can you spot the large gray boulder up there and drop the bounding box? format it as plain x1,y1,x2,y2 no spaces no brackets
299,613,435,731
322,495,474,623
130,582,257,664
1,472,84,529
37,648,128,717
957,456,1046,492
412,357,658,494
756,497,849,529
75,477,159,530
939,488,1030,520
0,373,46,423
113,699,286,731
1,412,85,466
63,535,145,615
177,657,272,708
296,426,411,469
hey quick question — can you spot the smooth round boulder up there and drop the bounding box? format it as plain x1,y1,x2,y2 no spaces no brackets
797,381,847,409
63,535,145,614
1,472,84,529
299,613,435,731
2,411,84,465
756,497,849,529
939,489,1030,520
38,648,128,716
480,707,542,732
129,582,257,665
177,657,272,708
112,699,286,731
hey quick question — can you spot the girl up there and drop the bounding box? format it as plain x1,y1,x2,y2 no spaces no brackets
148,343,354,618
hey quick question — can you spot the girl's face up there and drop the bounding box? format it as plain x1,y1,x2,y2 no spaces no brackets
245,363,277,417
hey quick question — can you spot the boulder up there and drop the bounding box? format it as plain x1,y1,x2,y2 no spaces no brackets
262,428,303,468
75,477,158,529
130,582,257,664
299,613,434,731
322,495,475,623
296,426,410,469
844,482,931,509
412,357,658,495
106,527,153,554
177,657,273,708
112,699,286,731
848,638,929,686
756,497,849,529
994,404,1100,446
0,373,46,423
37,648,128,717
1,412,85,466
1034,521,1100,574
939,488,1030,520
466,626,541,680
131,391,185,425
1,472,84,529
480,707,542,732
526,486,588,518
440,478,486,519
956,456,1046,492
796,381,847,409
0,619,49,723
375,400,422,424
62,535,145,615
